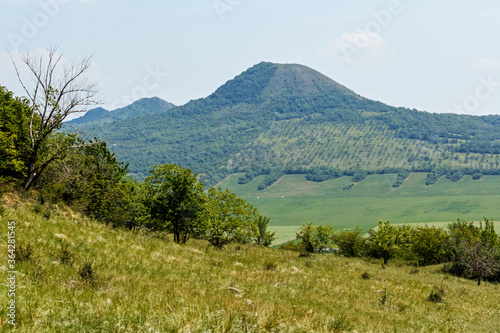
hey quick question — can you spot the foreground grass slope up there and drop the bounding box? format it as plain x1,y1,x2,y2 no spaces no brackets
1,199,499,332
220,173,500,244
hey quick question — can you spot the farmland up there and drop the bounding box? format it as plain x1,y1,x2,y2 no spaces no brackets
219,173,500,244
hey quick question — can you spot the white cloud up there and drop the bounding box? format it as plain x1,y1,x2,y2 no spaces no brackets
316,31,393,68
317,31,385,56
474,58,500,72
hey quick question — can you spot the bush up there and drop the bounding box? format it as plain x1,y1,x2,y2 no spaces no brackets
335,227,366,257
15,243,33,262
445,218,500,284
392,171,410,188
343,183,355,191
427,287,445,303
409,225,449,266
352,171,366,182
296,222,319,253
368,221,413,264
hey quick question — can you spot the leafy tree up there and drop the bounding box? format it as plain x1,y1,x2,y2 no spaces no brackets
296,222,318,253
37,139,139,227
10,46,100,188
143,164,207,243
335,227,366,257
409,225,449,266
0,86,32,179
205,187,259,249
368,221,413,264
315,224,335,252
254,215,276,246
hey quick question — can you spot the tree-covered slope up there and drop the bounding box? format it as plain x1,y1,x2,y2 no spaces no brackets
69,62,500,185
65,97,176,128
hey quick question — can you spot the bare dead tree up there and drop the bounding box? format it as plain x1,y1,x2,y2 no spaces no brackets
10,45,101,189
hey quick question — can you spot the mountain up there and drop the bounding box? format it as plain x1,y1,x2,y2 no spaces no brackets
65,97,176,128
71,62,500,185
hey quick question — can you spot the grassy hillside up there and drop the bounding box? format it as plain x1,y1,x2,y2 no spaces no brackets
1,199,500,332
219,173,500,244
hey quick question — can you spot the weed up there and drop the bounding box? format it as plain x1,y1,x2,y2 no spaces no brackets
263,310,282,331
427,286,445,303
361,271,371,280
264,261,277,271
299,251,311,258
15,243,34,261
327,314,352,332
58,240,73,265
378,290,387,306
409,267,420,274
78,259,101,288
27,264,45,282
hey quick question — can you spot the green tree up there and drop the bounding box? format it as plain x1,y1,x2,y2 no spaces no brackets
368,221,412,264
296,222,318,253
409,225,449,266
254,215,276,247
205,187,259,249
143,164,207,243
37,139,139,228
315,224,335,253
0,86,32,179
335,227,366,257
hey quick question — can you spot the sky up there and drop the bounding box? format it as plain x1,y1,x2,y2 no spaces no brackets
1,0,500,117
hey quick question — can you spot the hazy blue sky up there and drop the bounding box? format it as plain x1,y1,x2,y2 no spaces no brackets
1,0,500,116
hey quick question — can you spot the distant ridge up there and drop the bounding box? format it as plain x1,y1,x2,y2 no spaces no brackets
65,97,176,127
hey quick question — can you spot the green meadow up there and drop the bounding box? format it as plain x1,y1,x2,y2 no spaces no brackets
219,173,500,244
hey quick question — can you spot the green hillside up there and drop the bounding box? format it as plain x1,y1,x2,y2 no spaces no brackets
2,199,500,332
219,173,500,244
65,97,176,128
69,62,500,185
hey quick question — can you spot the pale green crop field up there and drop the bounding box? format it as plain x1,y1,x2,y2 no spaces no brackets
219,173,500,244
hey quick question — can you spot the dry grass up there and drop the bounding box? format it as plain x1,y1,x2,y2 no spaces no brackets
1,202,500,332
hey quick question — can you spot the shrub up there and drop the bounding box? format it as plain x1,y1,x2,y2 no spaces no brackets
409,225,449,266
58,240,73,265
352,171,366,182
15,243,33,262
296,222,318,253
335,227,366,257
427,287,445,303
368,221,413,264
78,260,100,288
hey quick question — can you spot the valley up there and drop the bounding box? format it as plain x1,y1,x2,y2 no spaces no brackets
219,173,500,244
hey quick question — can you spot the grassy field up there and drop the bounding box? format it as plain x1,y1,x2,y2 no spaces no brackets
219,173,500,244
1,199,500,332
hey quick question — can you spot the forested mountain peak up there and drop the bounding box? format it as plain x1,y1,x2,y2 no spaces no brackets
72,62,500,185
205,61,362,106
65,97,176,127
